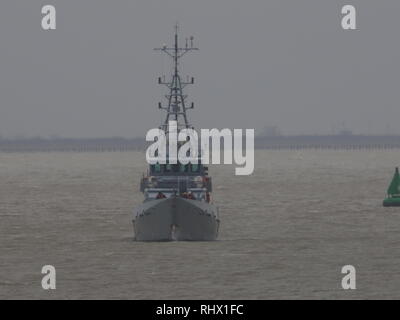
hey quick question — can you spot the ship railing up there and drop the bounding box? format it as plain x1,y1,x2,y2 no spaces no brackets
144,187,209,201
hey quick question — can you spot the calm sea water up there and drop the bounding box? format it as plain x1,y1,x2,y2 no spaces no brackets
1,150,399,299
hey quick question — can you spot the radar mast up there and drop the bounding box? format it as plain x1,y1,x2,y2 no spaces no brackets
154,24,198,132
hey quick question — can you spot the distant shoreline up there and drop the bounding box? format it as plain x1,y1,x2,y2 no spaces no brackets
1,135,400,152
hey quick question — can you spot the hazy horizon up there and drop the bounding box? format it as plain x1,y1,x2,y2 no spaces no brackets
1,0,400,138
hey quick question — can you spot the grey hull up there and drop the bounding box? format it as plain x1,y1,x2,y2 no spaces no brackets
133,197,219,241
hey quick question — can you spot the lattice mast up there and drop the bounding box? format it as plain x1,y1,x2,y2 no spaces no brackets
154,24,198,132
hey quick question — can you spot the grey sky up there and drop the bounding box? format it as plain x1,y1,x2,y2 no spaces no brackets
0,0,399,138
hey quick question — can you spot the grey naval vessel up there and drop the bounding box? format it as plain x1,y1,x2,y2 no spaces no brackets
133,26,220,241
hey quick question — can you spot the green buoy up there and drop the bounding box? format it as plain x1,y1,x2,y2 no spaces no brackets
383,167,400,207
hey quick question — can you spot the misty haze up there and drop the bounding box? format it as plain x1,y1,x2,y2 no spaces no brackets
1,1,400,138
